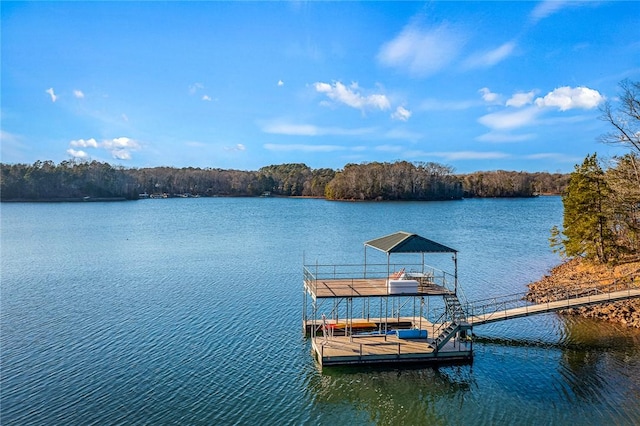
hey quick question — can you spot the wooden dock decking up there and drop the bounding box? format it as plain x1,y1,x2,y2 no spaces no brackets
306,316,473,366
305,277,450,298
311,331,472,366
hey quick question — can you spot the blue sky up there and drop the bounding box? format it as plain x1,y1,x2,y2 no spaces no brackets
1,1,639,173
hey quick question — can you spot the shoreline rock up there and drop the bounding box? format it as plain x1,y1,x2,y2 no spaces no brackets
526,257,640,328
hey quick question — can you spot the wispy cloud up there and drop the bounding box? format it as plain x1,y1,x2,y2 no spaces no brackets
524,152,581,161
313,81,390,111
377,23,465,77
277,80,284,87
73,90,85,99
479,106,540,130
506,91,537,108
263,143,348,153
224,143,246,152
530,1,569,23
476,132,536,143
45,88,57,102
262,120,375,137
391,106,412,121
479,87,501,103
188,83,204,95
465,41,517,69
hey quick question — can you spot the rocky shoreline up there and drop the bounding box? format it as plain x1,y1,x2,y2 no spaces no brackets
526,257,640,328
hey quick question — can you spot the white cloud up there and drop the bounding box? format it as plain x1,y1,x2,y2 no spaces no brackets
104,136,140,160
224,144,246,152
66,148,89,159
391,106,412,121
534,86,604,111
478,86,603,135
506,91,536,108
476,132,536,143
277,80,284,87
202,95,212,101
530,1,569,23
313,81,390,111
264,143,347,153
524,153,581,162
45,88,57,102
73,90,85,99
465,41,516,69
69,138,99,148
264,123,320,136
67,136,140,160
111,149,132,160
262,120,375,137
377,23,465,77
478,106,540,130
102,137,140,150
479,87,500,103
189,83,204,94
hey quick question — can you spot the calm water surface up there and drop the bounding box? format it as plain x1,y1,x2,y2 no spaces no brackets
2,197,639,425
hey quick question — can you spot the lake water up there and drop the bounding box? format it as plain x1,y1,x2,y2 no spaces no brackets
2,197,639,425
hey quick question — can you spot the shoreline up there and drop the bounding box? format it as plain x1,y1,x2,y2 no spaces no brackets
526,257,640,328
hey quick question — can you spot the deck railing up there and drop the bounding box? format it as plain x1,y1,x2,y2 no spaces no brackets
465,274,640,323
303,262,457,295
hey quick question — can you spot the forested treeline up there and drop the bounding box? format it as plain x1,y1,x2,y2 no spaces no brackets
325,161,463,200
1,159,569,201
0,160,139,200
460,170,569,198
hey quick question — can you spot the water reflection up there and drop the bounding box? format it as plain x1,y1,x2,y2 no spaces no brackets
307,364,473,425
558,317,640,409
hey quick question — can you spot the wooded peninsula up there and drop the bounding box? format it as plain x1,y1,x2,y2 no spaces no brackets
0,160,570,202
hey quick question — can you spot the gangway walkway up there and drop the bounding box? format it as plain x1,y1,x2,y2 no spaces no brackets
465,277,640,326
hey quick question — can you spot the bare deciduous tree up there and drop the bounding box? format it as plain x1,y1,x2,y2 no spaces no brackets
600,79,640,154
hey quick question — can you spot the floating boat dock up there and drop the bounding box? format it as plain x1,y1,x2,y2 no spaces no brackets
303,231,473,367
302,231,640,368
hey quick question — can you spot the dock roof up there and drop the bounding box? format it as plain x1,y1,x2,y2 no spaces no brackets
364,231,457,254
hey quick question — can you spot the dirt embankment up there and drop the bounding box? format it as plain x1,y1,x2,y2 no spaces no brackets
526,258,640,328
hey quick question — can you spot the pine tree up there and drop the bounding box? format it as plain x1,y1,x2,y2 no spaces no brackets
561,153,615,263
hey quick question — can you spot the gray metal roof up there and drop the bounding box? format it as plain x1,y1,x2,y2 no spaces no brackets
364,231,457,254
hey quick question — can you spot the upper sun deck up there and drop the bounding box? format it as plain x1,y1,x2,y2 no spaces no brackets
303,263,455,299
304,231,459,300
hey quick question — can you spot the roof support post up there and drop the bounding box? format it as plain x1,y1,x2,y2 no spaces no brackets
454,252,458,295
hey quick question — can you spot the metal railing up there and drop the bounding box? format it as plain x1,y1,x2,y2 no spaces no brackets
465,274,640,324
303,262,457,295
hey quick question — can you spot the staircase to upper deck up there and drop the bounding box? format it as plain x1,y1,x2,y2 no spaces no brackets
428,292,471,352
